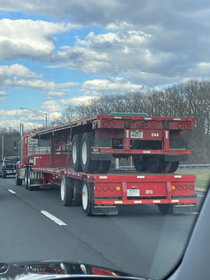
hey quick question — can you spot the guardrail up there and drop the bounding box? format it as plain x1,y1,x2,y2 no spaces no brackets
179,164,210,168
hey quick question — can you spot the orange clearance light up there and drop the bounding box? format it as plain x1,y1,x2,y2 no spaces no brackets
116,186,121,191
96,186,102,192
171,185,176,191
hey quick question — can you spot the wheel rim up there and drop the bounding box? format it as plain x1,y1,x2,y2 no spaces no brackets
72,142,77,164
82,184,88,210
60,179,65,201
82,141,87,165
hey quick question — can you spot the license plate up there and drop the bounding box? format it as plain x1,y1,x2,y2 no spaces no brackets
131,131,143,139
7,170,12,173
127,189,140,197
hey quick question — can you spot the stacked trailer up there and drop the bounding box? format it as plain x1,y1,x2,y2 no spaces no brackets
15,113,197,215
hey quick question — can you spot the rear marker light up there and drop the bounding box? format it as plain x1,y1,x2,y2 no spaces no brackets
178,123,183,129
109,186,115,192
116,186,121,191
97,186,102,192
189,185,194,190
183,185,188,190
171,185,176,191
103,121,108,127
177,185,182,191
103,186,108,192
110,121,115,127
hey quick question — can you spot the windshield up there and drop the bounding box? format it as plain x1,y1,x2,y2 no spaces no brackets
0,1,209,280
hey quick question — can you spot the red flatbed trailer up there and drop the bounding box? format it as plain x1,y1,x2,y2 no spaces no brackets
15,113,197,215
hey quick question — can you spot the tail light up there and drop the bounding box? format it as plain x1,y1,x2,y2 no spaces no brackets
103,186,108,192
3,164,6,168
189,185,194,190
109,186,115,192
103,121,108,127
178,123,183,129
183,185,188,190
96,185,121,192
109,121,115,127
184,123,189,129
177,185,182,191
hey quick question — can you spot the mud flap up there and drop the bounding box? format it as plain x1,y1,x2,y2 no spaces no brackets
173,203,197,214
91,199,118,215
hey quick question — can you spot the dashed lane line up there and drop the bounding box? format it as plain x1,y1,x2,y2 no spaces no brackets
41,210,67,226
8,189,16,194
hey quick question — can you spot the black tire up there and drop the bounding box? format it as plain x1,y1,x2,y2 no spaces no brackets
96,160,111,173
167,161,179,173
72,179,82,206
15,173,22,186
82,178,93,216
80,133,96,173
158,204,173,214
25,167,29,189
60,176,74,206
133,157,148,172
146,155,162,173
72,134,83,172
2,172,6,178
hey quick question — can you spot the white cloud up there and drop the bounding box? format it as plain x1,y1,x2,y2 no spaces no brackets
48,91,69,99
40,100,63,112
0,19,80,60
0,64,40,78
82,77,142,94
0,91,7,96
4,78,79,91
60,96,95,106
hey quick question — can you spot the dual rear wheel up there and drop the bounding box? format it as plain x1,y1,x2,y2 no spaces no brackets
72,133,111,174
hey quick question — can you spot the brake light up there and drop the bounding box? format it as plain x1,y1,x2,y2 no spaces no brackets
96,186,102,191
189,185,194,190
103,121,108,127
178,123,183,129
109,186,115,192
109,121,115,127
103,186,108,192
184,123,189,129
177,185,182,191
183,185,188,190
3,164,6,168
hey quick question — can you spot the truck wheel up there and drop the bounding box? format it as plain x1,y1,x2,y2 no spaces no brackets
162,160,179,173
96,161,111,173
2,172,6,178
72,134,82,172
15,173,22,186
158,204,173,214
80,133,96,173
133,157,148,172
146,155,162,173
82,178,93,216
60,176,74,206
72,179,82,206
25,168,29,189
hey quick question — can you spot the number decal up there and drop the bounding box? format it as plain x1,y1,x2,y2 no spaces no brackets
151,133,159,137
146,190,153,194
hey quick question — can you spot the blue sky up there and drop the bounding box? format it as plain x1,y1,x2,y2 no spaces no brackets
0,0,209,130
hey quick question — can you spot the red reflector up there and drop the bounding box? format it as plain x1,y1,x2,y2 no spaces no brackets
189,185,194,190
178,123,183,129
110,121,115,127
184,123,189,129
103,121,108,127
109,186,115,192
177,185,182,191
183,185,188,190
103,186,108,192
96,186,102,191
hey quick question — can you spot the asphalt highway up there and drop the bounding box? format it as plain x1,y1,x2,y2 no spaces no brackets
0,176,205,280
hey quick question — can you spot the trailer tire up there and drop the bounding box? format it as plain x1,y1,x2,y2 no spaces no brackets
167,161,179,173
96,160,111,173
133,157,148,172
60,176,74,206
146,155,162,173
72,134,83,172
158,204,173,214
162,160,179,173
25,167,29,189
82,178,93,216
81,133,96,173
72,179,82,206
15,173,22,186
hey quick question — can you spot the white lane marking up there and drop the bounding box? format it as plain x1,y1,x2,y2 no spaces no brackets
8,189,16,194
193,212,199,215
41,210,66,226
197,194,205,197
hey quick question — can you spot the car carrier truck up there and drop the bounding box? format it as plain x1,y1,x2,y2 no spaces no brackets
15,113,197,216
